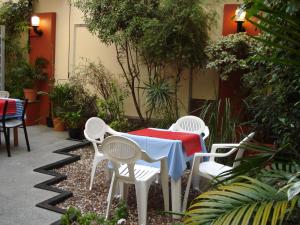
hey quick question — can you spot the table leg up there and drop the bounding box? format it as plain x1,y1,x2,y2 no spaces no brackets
13,127,18,146
171,177,182,219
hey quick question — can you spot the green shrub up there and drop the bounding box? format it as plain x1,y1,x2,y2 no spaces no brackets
205,33,259,80
61,202,128,225
73,60,128,124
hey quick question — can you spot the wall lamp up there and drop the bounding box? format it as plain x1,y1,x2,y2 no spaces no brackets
31,15,43,36
235,6,246,33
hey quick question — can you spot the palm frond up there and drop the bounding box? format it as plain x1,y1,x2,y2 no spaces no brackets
184,176,299,225
258,162,300,186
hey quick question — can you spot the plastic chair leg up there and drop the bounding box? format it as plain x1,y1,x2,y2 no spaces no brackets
106,173,117,220
192,175,200,191
4,128,11,157
23,122,30,152
89,156,105,190
120,183,129,201
135,182,150,225
89,160,98,190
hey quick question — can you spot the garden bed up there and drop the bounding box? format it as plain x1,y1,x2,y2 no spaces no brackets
52,146,198,224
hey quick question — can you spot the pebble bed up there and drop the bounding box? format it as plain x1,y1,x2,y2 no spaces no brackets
53,146,199,225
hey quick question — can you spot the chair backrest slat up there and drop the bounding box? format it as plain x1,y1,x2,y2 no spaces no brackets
175,115,206,135
84,117,107,142
101,136,147,182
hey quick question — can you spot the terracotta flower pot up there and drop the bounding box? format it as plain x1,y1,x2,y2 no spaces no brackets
53,117,65,131
23,88,37,102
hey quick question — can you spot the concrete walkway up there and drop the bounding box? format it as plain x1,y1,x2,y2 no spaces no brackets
0,125,80,225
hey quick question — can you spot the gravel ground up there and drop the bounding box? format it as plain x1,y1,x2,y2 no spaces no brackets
54,146,200,225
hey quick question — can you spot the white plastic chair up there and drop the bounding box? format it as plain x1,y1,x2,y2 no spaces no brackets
169,115,210,139
182,132,255,211
0,91,10,98
84,117,120,190
101,135,169,225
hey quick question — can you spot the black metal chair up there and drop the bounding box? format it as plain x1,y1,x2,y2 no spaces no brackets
0,99,30,157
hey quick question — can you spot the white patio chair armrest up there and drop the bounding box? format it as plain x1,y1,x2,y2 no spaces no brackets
106,126,121,135
84,131,103,144
143,152,168,163
193,146,239,159
210,143,240,154
202,126,209,140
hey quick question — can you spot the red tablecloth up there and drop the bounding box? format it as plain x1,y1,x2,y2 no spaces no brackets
128,128,201,156
0,99,17,116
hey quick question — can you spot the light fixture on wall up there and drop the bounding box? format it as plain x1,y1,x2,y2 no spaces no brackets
235,6,246,33
31,15,43,36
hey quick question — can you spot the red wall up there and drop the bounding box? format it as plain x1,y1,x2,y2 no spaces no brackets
29,13,56,125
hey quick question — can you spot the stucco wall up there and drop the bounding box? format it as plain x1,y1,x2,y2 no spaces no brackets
33,0,239,117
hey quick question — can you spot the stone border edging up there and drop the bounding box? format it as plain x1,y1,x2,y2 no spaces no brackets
33,141,90,225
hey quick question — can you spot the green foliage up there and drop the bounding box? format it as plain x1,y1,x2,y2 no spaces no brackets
139,0,210,68
199,98,237,149
241,0,300,154
73,59,128,125
62,110,82,129
205,33,259,80
73,0,158,45
184,176,299,225
185,2,300,224
0,0,32,38
108,118,131,132
49,81,98,127
95,81,127,122
0,0,34,97
49,83,74,117
74,0,212,122
61,202,128,225
143,76,175,120
139,0,212,118
5,57,48,98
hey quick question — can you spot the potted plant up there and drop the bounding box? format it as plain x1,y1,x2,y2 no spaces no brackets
10,57,49,101
49,83,73,131
61,110,84,139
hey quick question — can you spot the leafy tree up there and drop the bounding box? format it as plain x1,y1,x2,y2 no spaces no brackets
139,0,210,117
74,0,211,123
74,0,159,123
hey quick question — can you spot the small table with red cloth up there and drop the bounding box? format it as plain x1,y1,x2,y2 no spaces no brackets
121,128,207,214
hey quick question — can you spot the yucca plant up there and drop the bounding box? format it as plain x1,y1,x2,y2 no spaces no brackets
199,98,237,149
143,77,176,126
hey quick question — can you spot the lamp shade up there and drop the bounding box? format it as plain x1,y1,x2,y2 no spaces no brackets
31,15,40,27
235,7,246,22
